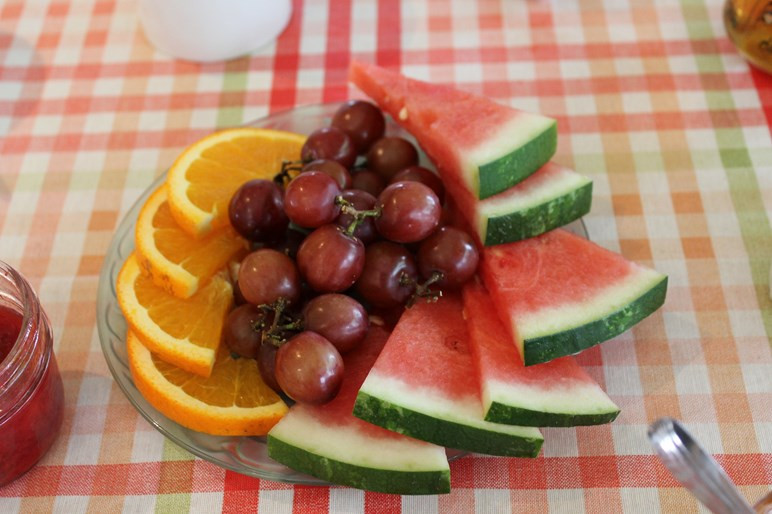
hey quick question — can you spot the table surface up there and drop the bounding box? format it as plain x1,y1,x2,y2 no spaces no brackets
1,0,771,512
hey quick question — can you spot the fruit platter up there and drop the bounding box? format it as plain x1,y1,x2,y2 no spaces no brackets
98,62,667,495
97,101,483,484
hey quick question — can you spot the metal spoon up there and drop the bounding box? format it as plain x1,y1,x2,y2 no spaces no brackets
648,417,757,514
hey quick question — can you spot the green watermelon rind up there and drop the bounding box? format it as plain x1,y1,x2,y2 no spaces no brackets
484,401,620,427
523,275,668,366
353,392,543,458
477,121,557,199
267,435,451,495
482,180,593,246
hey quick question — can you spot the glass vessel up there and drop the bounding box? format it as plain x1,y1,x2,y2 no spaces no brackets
0,261,65,486
99,104,582,484
724,0,772,73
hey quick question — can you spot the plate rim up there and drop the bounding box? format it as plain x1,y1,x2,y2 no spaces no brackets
96,102,494,485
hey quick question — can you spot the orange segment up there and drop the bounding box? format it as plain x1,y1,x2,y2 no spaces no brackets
128,331,287,436
135,185,248,299
166,128,306,237
117,253,233,377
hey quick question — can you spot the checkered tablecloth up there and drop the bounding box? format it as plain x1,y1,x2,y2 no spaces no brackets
1,0,770,512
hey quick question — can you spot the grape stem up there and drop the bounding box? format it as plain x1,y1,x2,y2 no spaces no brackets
273,160,304,186
401,271,444,307
335,196,382,237
257,297,304,346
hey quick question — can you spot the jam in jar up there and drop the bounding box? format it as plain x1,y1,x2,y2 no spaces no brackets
0,261,64,486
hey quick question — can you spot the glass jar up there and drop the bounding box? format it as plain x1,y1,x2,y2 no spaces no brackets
0,261,64,486
724,0,772,73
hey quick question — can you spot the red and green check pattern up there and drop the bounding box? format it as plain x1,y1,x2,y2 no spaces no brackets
1,0,770,512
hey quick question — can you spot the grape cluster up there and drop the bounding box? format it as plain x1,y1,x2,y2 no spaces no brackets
224,100,479,405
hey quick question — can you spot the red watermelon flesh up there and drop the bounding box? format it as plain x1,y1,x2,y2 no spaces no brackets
271,326,430,439
351,64,518,151
267,326,451,494
462,279,620,427
363,297,479,402
353,294,543,457
289,326,407,437
481,229,667,366
349,61,557,201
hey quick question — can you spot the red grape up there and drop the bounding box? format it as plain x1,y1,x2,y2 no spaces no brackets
258,341,281,393
302,159,352,189
376,181,441,243
331,100,386,153
303,294,369,353
284,171,341,228
351,169,386,197
417,226,479,289
238,249,301,305
335,189,378,244
223,304,267,359
301,126,357,169
228,179,288,242
367,137,419,180
297,224,365,293
390,165,445,203
275,331,344,404
355,241,418,308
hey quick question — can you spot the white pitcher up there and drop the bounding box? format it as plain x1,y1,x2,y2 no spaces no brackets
139,0,292,62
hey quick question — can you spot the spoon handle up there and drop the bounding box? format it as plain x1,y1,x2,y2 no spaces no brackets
648,417,755,514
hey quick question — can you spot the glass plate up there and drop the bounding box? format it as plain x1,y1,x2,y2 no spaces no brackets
96,103,587,485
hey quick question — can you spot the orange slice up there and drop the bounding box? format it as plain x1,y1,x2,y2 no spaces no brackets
166,127,306,238
117,253,232,377
128,331,287,435
135,185,247,299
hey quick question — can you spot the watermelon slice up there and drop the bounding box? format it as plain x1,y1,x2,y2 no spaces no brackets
349,61,556,200
475,162,592,246
354,295,543,457
349,62,590,246
462,279,620,427
481,229,667,366
267,326,451,495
